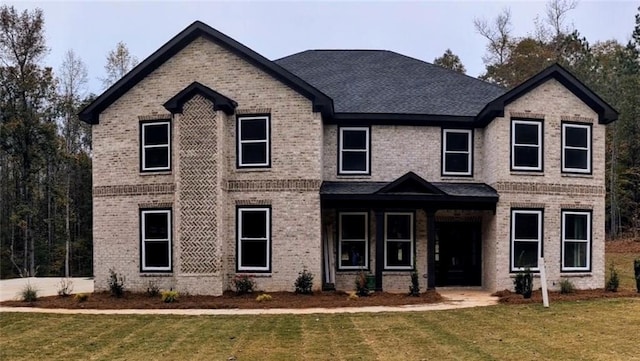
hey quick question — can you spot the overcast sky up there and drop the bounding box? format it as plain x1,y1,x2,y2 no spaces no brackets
6,1,638,96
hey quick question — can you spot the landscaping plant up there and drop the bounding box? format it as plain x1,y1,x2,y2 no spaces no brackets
256,293,272,302
21,283,38,302
355,270,370,296
514,267,533,299
57,278,74,297
161,290,179,303
634,258,640,293
559,278,575,294
294,269,314,294
409,269,420,296
232,275,256,295
108,268,126,298
606,262,619,292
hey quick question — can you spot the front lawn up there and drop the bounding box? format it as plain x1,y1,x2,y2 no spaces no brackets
1,298,639,361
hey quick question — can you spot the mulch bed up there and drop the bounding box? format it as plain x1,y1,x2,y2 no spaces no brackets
1,290,443,310
493,289,640,304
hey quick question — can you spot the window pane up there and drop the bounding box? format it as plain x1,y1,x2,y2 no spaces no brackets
144,147,169,169
386,214,411,239
514,213,539,239
565,214,588,240
342,130,367,150
513,241,538,268
564,241,587,268
513,146,539,168
445,153,469,173
145,241,169,268
145,213,169,239
144,124,169,145
341,214,366,239
342,152,366,171
241,143,267,165
241,240,267,268
241,118,267,141
514,123,539,145
386,241,411,267
565,149,587,170
241,210,267,238
341,241,366,267
565,126,588,148
446,132,469,151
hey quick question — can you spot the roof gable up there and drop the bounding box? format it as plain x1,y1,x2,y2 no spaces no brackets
477,63,618,125
79,21,333,124
376,172,445,195
163,82,237,115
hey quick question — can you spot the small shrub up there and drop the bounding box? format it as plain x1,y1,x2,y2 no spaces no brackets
513,268,533,299
606,262,619,292
108,268,125,298
57,278,74,297
409,269,420,296
634,258,640,293
355,271,370,297
294,269,314,294
146,281,160,297
161,290,179,303
232,275,256,295
75,293,89,302
559,278,575,294
21,283,38,302
256,293,272,302
347,292,359,300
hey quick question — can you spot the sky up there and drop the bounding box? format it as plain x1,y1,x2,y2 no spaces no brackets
6,1,639,96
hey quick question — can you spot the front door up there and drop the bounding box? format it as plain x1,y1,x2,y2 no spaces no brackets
435,222,481,286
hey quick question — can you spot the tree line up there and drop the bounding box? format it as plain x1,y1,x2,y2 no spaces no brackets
1,2,638,279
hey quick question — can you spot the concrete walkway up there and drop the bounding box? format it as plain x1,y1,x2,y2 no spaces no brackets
0,278,497,315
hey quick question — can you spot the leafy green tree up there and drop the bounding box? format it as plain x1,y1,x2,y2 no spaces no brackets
433,49,466,74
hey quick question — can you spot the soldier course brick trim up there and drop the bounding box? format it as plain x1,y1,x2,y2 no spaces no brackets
494,182,604,196
93,183,175,197
225,179,322,192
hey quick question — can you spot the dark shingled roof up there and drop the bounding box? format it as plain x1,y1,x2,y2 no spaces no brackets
275,50,506,116
320,181,498,199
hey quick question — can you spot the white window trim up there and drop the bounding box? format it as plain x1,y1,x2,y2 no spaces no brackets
562,123,591,173
510,209,542,272
384,212,414,270
141,121,171,171
237,207,271,272
442,129,472,176
339,127,370,175
141,209,172,272
561,210,591,272
338,212,369,270
511,120,542,171
238,115,270,168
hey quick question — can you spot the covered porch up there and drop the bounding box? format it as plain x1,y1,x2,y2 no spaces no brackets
320,172,498,292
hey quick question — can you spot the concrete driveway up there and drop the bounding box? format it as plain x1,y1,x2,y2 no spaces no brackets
0,277,93,301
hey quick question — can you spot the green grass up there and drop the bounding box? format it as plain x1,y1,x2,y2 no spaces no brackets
2,299,639,361
606,252,640,290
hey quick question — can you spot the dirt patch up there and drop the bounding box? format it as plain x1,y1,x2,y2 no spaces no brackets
0,290,443,310
493,289,640,304
606,238,640,253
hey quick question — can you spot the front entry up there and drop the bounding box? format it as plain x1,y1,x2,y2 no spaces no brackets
435,222,481,286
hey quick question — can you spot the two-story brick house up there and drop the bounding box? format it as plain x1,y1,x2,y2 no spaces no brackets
80,21,617,295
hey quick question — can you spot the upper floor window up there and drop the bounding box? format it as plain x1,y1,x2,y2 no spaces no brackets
141,121,171,172
339,127,370,175
562,123,591,173
511,209,542,272
237,115,270,168
141,209,172,272
511,119,542,172
384,212,414,270
442,129,473,176
237,207,271,272
338,212,368,270
561,210,591,272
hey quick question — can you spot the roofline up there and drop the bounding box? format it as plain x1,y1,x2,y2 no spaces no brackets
476,63,618,126
163,81,237,115
328,113,478,127
79,21,334,124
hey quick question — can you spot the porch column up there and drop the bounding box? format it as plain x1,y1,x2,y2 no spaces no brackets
426,210,436,290
375,210,384,291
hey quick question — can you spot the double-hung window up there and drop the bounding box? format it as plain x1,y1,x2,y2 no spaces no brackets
141,209,172,272
339,212,368,270
384,212,414,270
561,210,591,271
511,119,542,171
237,207,271,272
339,127,370,175
237,115,270,168
562,123,591,173
442,129,473,176
511,209,542,271
141,121,171,171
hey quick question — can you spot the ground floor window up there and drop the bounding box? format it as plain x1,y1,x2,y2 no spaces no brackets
511,209,542,271
384,212,414,270
562,210,591,271
338,212,368,270
140,209,172,271
237,207,271,272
